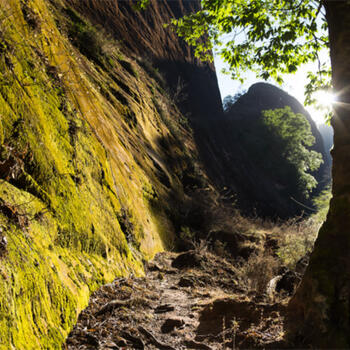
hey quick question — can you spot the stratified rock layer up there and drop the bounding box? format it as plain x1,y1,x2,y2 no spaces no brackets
0,0,223,348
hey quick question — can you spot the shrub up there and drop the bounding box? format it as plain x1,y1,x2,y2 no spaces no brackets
275,218,319,269
237,250,279,294
312,185,332,223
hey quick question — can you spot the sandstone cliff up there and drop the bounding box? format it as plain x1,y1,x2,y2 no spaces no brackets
0,0,223,348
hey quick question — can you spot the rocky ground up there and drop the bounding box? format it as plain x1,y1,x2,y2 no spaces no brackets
64,247,293,349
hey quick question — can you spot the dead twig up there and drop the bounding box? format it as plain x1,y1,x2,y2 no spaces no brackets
94,299,129,316
138,326,176,350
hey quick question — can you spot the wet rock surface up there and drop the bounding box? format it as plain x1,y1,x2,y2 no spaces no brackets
65,251,288,349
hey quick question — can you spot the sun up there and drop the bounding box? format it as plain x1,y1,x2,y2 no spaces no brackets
304,89,336,125
313,90,337,108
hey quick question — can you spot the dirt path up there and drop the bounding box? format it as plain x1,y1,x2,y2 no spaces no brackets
65,250,288,349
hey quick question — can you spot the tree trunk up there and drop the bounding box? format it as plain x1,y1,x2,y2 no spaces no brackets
287,1,350,347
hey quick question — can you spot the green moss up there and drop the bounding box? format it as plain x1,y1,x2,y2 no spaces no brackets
0,119,3,145
0,0,199,347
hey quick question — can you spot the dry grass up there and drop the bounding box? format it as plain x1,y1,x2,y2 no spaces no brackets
229,211,321,268
172,180,322,301
206,201,321,297
273,217,320,269
236,250,280,295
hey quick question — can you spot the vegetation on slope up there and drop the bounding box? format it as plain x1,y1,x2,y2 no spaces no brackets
220,83,330,218
261,106,323,198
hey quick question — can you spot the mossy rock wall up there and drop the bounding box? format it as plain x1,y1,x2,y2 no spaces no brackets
0,0,201,347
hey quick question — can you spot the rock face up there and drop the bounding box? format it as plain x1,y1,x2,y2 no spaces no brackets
0,0,223,348
64,0,223,124
287,3,350,346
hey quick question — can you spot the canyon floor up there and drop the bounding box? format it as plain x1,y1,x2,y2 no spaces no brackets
64,247,292,350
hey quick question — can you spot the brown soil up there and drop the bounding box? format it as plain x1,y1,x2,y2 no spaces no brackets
64,249,289,349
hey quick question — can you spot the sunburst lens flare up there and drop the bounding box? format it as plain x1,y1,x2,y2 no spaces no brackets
314,90,337,107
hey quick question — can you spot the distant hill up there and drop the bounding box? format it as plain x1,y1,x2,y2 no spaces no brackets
196,82,331,218
227,83,328,159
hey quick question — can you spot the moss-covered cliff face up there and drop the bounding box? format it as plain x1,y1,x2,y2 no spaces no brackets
64,0,223,123
0,0,221,348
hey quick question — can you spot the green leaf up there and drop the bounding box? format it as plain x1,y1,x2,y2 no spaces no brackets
170,0,330,113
